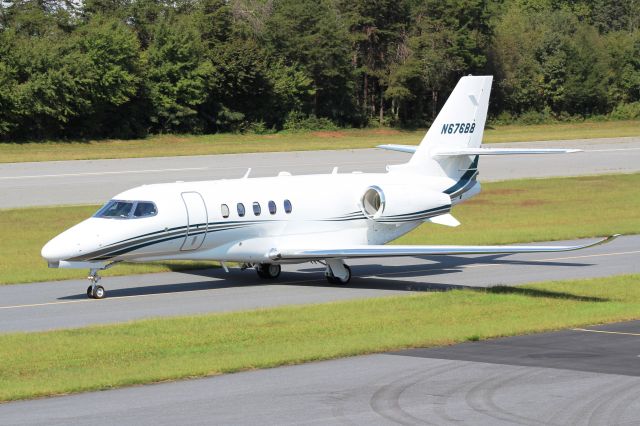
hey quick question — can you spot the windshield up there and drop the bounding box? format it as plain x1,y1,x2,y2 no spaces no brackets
94,200,157,219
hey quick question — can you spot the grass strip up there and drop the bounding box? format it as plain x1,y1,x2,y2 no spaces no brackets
2,173,639,284
1,120,638,163
0,273,638,402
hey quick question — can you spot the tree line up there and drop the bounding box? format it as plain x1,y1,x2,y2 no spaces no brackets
0,0,638,141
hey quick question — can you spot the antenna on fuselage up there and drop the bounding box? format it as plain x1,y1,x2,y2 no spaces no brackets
242,168,251,179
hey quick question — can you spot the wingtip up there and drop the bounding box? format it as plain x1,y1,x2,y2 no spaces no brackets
598,234,622,245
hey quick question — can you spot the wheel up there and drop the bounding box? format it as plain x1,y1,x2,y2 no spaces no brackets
325,275,338,284
266,264,281,279
87,285,93,298
92,285,105,299
325,264,351,285
340,264,352,284
256,263,281,279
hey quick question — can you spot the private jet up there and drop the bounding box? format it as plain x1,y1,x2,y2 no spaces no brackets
41,75,617,299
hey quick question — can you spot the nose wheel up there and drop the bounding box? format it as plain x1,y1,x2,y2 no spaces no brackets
87,270,105,299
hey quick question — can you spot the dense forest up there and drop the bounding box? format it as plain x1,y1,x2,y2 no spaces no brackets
0,0,638,140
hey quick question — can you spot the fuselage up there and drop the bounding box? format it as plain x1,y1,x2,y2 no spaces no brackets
41,168,479,268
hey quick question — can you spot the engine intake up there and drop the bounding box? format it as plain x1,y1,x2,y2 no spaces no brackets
360,184,451,223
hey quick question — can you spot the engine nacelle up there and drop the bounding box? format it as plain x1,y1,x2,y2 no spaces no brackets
360,184,451,223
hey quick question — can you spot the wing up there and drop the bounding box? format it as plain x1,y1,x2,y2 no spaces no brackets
270,235,619,261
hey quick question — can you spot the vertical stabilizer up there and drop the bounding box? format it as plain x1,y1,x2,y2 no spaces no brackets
407,75,492,180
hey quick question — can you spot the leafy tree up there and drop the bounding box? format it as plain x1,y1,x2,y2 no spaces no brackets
265,0,356,124
144,15,213,133
66,17,144,137
338,0,411,124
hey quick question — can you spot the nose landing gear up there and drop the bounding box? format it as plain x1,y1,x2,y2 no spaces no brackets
87,269,105,299
85,262,118,299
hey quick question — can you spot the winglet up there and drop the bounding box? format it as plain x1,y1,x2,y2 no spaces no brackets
590,234,621,248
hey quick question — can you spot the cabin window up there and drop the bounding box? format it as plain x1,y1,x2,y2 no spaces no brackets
284,199,292,214
253,202,261,216
133,202,157,218
268,200,276,215
221,204,230,218
94,200,134,218
237,203,245,217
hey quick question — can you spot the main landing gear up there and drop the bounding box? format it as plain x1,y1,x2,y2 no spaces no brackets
86,269,105,299
256,263,281,279
324,259,351,285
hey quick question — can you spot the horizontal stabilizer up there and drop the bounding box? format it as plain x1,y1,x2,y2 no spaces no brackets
426,213,460,227
432,147,582,158
271,235,619,261
376,144,418,154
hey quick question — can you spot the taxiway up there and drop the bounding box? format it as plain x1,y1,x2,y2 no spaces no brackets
1,137,638,208
0,235,638,333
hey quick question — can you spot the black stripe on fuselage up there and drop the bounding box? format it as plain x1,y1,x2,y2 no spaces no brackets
68,221,261,261
444,155,479,197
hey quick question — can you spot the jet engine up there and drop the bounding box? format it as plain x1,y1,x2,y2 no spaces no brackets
360,185,451,222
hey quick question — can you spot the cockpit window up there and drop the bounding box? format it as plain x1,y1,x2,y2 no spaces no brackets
133,202,157,218
94,200,157,219
94,200,134,218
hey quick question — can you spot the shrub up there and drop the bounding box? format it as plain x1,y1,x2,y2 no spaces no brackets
282,111,338,132
609,103,640,120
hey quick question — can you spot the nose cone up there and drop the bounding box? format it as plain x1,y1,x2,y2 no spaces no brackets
41,234,77,263
41,219,101,263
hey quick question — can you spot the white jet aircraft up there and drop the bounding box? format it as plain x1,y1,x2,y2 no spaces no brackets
42,75,618,299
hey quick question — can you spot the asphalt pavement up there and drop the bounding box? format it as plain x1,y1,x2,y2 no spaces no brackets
1,137,638,208
2,320,640,425
1,136,639,424
1,235,637,333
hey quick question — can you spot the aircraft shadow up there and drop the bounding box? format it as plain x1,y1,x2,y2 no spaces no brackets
57,253,594,300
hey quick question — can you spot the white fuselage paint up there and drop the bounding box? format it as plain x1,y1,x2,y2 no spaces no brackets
41,169,472,268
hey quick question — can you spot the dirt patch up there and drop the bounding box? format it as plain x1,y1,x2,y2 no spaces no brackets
370,128,401,135
488,188,525,195
518,199,547,207
466,199,496,205
312,131,347,138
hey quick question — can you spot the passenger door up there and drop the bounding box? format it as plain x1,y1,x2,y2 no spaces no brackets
181,192,208,251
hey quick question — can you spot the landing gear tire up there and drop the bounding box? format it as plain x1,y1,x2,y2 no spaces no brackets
87,285,105,299
92,285,105,299
326,264,351,285
256,263,281,279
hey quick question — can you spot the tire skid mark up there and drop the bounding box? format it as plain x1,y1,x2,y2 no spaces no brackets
483,368,560,426
585,379,640,426
430,362,479,424
369,374,429,425
464,366,546,426
327,365,421,425
609,381,640,426
549,375,624,425
366,361,462,426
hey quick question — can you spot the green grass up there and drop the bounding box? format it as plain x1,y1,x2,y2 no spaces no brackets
1,173,638,284
0,273,638,402
1,120,638,163
395,173,640,245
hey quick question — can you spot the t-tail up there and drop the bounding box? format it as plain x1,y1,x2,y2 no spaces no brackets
378,74,581,185
407,75,492,181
